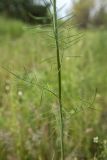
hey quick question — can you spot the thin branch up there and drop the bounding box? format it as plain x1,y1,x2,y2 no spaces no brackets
1,66,58,98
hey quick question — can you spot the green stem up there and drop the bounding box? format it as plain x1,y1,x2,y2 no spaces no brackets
53,0,64,159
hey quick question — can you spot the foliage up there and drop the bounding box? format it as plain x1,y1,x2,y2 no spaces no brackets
72,0,107,28
0,0,51,24
72,0,94,28
92,4,107,27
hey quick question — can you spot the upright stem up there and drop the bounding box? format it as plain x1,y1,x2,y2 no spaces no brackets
53,0,64,159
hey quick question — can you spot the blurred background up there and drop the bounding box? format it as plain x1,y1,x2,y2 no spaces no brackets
0,0,107,160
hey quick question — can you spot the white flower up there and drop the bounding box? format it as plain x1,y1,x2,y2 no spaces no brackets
93,136,99,143
18,91,23,97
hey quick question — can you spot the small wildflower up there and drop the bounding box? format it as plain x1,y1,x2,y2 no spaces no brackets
18,91,23,103
18,91,23,97
5,79,10,93
5,85,10,92
93,136,99,143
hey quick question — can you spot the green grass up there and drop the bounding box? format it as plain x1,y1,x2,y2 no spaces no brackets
0,16,107,160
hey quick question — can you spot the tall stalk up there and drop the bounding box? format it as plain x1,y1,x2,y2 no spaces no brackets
53,0,64,159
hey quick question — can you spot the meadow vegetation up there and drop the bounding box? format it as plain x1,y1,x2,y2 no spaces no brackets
0,16,107,159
